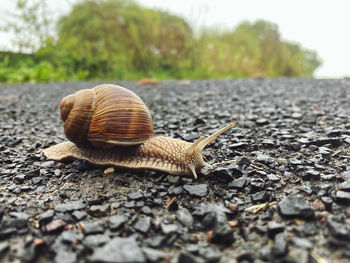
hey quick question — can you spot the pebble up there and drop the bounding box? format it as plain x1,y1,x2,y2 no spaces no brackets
278,194,314,218
83,234,111,247
199,247,221,263
45,219,66,233
161,223,179,234
109,215,127,230
142,247,166,262
55,200,87,212
336,191,350,203
290,237,313,249
128,191,144,200
177,251,197,263
55,250,77,263
211,167,234,182
72,210,87,221
210,223,234,245
267,221,284,237
338,180,350,191
90,237,145,263
88,204,110,217
81,221,104,235
272,232,287,256
183,184,208,197
176,210,194,228
252,191,267,202
229,177,246,189
0,241,9,254
61,231,79,244
134,217,151,233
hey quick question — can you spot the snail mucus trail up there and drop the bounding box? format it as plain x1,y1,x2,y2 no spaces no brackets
42,84,235,179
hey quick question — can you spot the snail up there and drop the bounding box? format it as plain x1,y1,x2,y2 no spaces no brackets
42,84,234,179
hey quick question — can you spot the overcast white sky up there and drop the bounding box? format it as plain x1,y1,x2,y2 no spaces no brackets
1,0,349,78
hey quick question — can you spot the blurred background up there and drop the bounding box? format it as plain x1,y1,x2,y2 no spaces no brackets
0,0,348,84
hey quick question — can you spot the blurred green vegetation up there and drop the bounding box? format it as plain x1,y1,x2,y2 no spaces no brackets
0,0,321,83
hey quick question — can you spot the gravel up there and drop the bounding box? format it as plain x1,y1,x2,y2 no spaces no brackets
1,78,350,262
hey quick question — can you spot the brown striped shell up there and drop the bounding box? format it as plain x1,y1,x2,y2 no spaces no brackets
60,84,154,148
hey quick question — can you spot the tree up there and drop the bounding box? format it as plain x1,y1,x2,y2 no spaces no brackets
53,0,194,78
1,0,54,52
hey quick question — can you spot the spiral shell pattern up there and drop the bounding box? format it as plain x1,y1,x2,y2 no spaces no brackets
59,84,154,147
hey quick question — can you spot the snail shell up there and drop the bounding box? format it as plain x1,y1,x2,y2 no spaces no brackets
43,83,235,179
60,84,154,148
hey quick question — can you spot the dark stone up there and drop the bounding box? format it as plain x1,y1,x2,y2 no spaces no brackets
252,191,267,202
176,210,194,228
183,184,208,197
256,118,269,125
88,204,110,217
267,221,284,237
72,211,87,221
338,180,350,191
55,200,86,212
55,250,77,263
109,215,127,230
90,237,145,263
81,221,104,235
83,234,111,248
287,248,309,263
340,170,350,180
142,247,166,263
327,216,350,242
267,174,280,182
302,169,320,180
32,176,44,184
229,142,248,149
144,235,165,248
0,205,4,222
299,184,313,194
40,160,55,168
290,237,313,249
161,223,179,235
327,130,342,137
134,217,151,233
321,196,333,210
45,219,66,233
128,191,144,200
309,137,342,147
0,227,17,238
211,223,234,245
261,139,276,146
9,212,30,224
61,231,79,244
124,201,136,208
278,194,314,218
199,247,221,263
336,191,350,203
39,209,55,224
141,206,152,215
211,167,233,183
177,252,197,263
0,241,9,254
192,203,232,217
14,173,26,183
228,177,246,189
272,232,288,257
168,185,184,195
202,212,217,228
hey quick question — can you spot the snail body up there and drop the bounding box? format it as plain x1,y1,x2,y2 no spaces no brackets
42,84,234,179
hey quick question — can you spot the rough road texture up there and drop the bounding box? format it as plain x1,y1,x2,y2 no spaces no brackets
1,78,350,263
